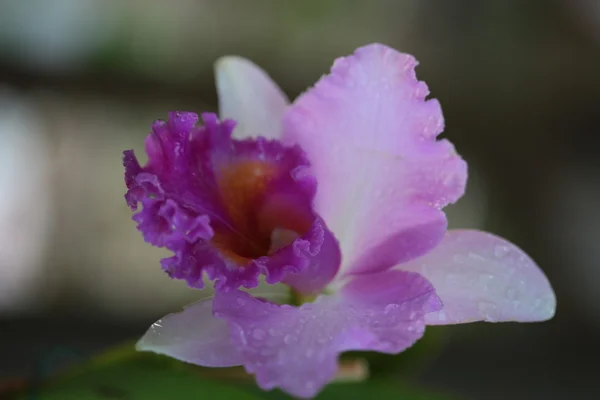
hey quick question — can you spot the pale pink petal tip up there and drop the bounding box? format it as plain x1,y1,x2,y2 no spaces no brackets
136,298,242,367
399,229,556,325
215,56,289,140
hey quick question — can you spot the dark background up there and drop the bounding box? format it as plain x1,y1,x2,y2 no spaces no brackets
1,1,599,399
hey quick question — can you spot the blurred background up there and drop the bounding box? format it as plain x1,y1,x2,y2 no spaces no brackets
0,0,599,398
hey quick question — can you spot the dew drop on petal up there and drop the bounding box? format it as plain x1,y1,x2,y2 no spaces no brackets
506,288,517,300
478,273,495,284
468,251,486,262
478,301,498,321
384,304,398,314
452,254,466,264
493,245,510,259
253,328,265,340
283,334,293,344
317,336,329,344
437,310,447,321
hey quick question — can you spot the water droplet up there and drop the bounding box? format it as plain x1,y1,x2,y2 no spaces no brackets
436,311,447,321
253,329,265,340
494,245,510,259
268,328,277,337
468,251,486,262
414,82,429,99
384,304,398,314
478,301,498,321
236,298,245,306
506,288,516,300
453,255,467,264
445,273,462,286
478,273,495,285
283,334,294,344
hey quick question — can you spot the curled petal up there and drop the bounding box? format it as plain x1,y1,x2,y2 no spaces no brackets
124,112,339,292
133,198,213,248
399,230,556,324
213,270,439,398
281,216,341,295
284,43,467,277
215,56,289,140
346,205,448,279
159,241,258,290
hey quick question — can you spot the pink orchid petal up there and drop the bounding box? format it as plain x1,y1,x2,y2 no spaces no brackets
213,270,439,398
398,229,556,324
136,297,243,367
284,43,467,277
215,56,289,140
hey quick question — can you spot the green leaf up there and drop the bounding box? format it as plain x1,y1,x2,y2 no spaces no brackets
10,342,459,400
315,380,459,400
249,379,460,400
14,346,261,400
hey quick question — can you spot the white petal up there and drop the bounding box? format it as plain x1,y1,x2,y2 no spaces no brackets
136,297,242,367
398,230,556,324
215,56,289,139
136,282,290,366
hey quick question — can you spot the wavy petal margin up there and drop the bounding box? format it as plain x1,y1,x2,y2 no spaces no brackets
284,43,467,278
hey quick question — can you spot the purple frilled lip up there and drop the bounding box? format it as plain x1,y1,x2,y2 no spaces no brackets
123,111,340,292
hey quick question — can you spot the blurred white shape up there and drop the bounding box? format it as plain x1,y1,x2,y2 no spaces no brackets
0,90,53,313
48,99,204,320
0,0,118,71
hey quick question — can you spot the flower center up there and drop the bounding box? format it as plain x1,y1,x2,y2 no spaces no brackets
212,160,312,264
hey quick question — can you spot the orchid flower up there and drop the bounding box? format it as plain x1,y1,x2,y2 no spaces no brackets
124,44,556,398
